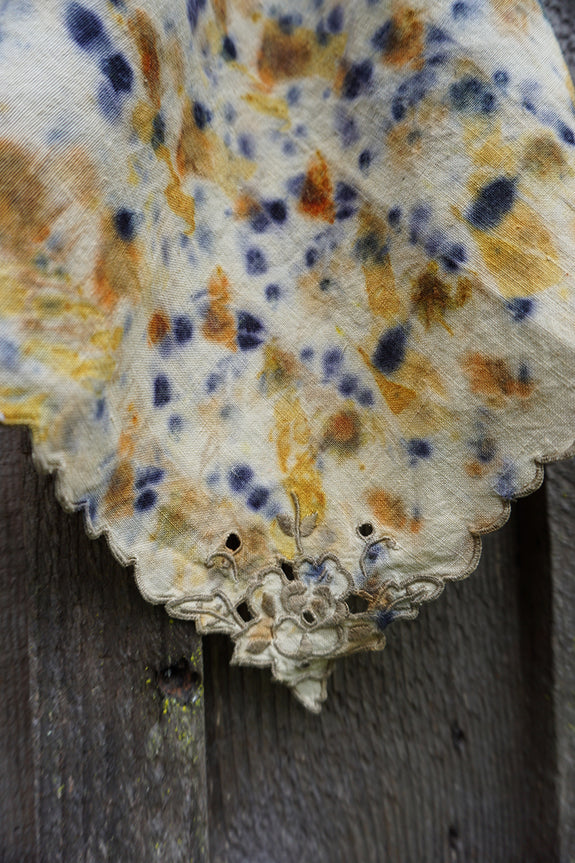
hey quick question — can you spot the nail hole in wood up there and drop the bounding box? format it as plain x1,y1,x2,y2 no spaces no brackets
158,657,201,703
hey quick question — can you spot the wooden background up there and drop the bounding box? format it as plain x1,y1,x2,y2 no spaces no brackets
1,1,575,860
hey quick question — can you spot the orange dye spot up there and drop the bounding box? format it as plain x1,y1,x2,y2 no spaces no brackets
299,151,334,222
128,10,161,107
323,408,361,453
202,266,237,351
148,309,170,344
462,353,534,402
104,459,134,518
367,488,407,531
377,8,424,68
257,19,313,85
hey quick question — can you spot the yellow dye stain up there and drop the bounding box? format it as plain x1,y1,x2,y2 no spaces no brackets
22,340,116,384
357,346,417,415
274,394,325,517
469,200,563,297
156,145,196,235
366,488,407,531
90,326,123,353
363,258,400,319
242,91,291,130
470,125,517,175
0,271,27,315
0,389,46,426
176,98,255,198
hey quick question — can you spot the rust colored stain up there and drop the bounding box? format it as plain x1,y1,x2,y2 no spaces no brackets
128,10,162,107
323,408,362,453
202,266,237,351
299,151,335,222
462,353,534,401
378,8,424,68
367,488,407,531
257,19,313,85
148,309,170,344
103,459,134,519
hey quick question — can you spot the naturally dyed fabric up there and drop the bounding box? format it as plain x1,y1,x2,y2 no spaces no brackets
1,0,575,710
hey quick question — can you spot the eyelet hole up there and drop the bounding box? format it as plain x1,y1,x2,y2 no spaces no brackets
281,560,295,580
236,601,254,622
225,532,241,552
346,593,370,614
302,609,315,625
358,522,374,537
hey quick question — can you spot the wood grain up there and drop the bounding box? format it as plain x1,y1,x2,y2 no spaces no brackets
0,427,208,863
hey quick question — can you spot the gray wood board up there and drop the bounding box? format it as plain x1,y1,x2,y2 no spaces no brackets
0,426,208,863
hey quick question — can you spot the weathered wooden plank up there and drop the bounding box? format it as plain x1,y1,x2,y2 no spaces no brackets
0,426,209,863
205,484,560,863
546,460,575,863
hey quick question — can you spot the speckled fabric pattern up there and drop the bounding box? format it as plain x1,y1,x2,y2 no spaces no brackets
1,0,575,710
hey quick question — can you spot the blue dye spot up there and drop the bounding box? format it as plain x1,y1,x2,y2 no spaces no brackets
322,347,343,377
206,372,221,393
187,0,207,31
451,1,469,19
265,283,281,301
286,173,305,196
278,13,301,35
305,247,318,267
507,297,534,321
424,230,442,258
450,76,497,114
247,486,269,511
300,347,314,362
427,25,449,43
114,208,136,241
495,462,516,499
371,20,392,51
135,488,158,512
336,182,357,203
94,398,105,420
153,374,171,407
388,206,401,227
334,111,360,148
286,86,300,105
440,243,467,271
173,315,194,344
372,325,407,375
169,414,183,434
327,5,344,32
407,438,433,463
559,122,575,145
193,101,212,129
245,247,268,275
338,374,359,396
249,209,269,233
228,464,253,492
238,134,255,159
392,98,406,122
101,53,133,94
375,609,396,631
467,177,516,231
237,311,265,350
222,34,236,60
518,362,531,384
342,60,373,99
357,388,374,407
265,200,287,223
0,337,18,370
66,3,104,50
522,100,536,114
336,206,355,221
88,498,98,523
98,83,122,122
135,466,165,489
474,435,496,463
151,113,165,150
493,69,509,88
